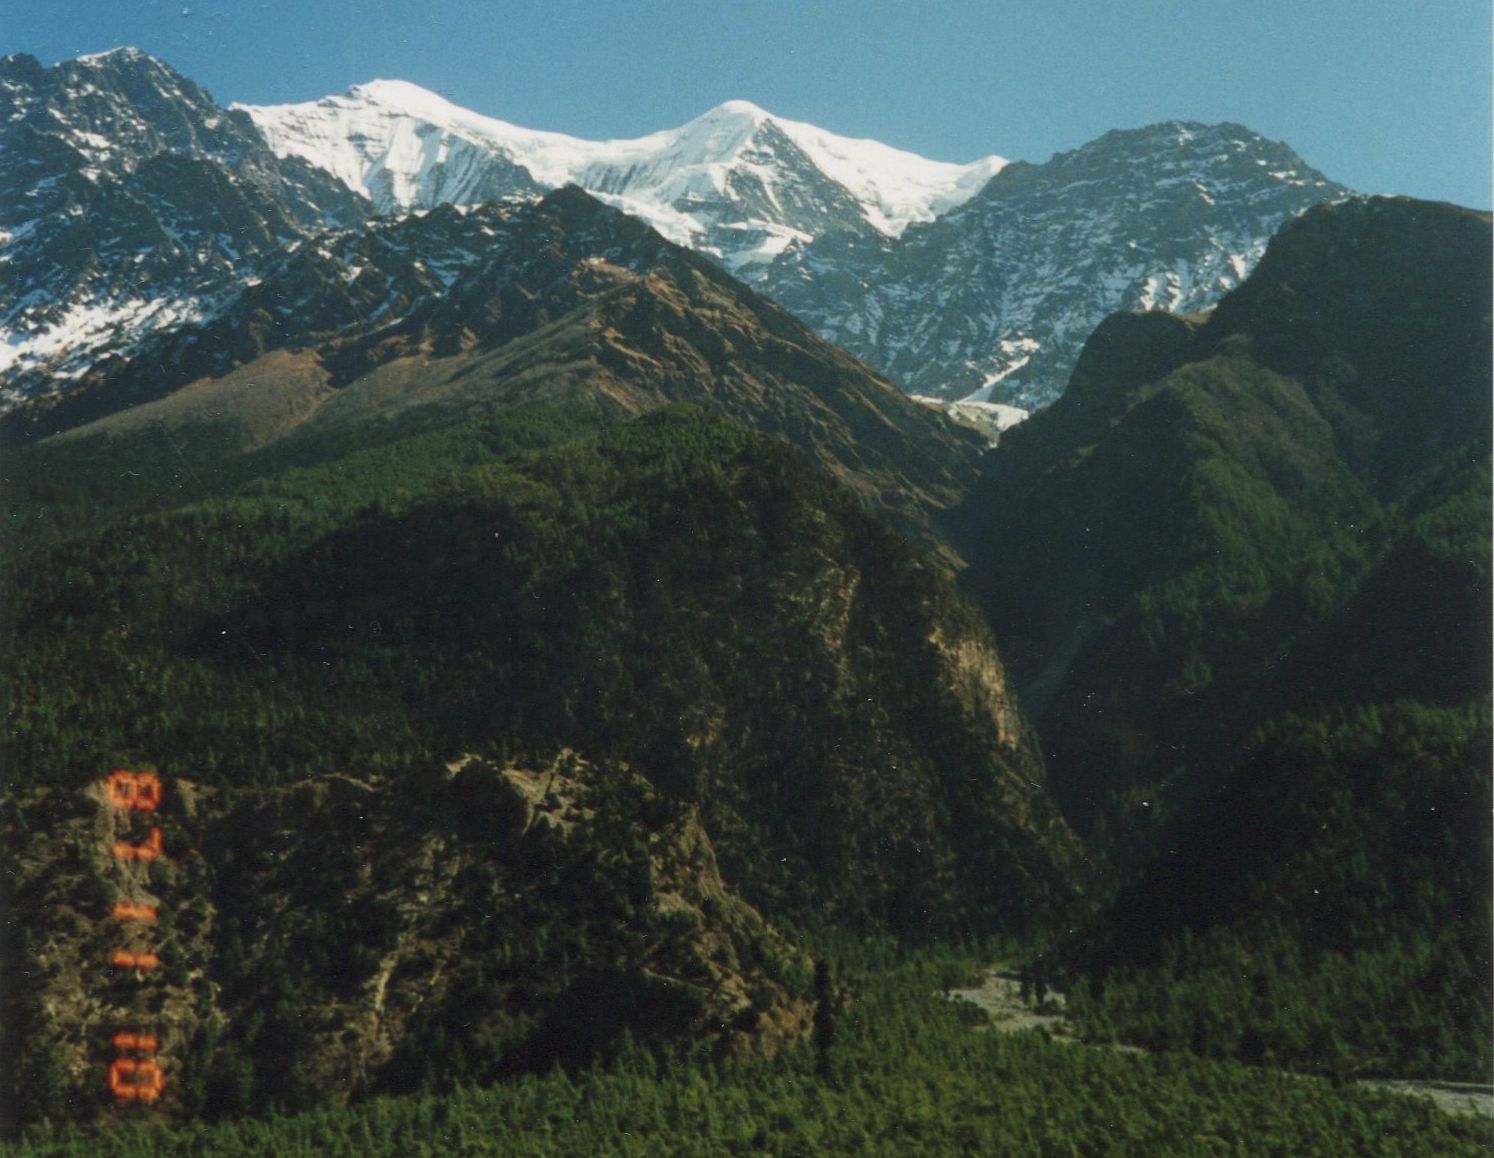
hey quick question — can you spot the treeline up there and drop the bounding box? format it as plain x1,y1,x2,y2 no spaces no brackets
6,949,1486,1156
0,401,614,553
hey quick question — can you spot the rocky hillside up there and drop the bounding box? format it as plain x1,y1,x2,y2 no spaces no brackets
0,750,811,1128
760,121,1348,406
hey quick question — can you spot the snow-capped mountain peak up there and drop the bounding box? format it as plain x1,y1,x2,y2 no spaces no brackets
755,112,1007,236
75,45,151,66
238,83,1006,268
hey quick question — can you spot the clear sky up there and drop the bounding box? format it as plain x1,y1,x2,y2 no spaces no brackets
8,0,1491,209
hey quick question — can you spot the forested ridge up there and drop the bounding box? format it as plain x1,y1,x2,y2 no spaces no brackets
3,404,1074,934
958,197,1492,1082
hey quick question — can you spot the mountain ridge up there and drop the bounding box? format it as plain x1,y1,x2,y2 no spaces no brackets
6,186,986,562
963,194,1491,817
3,47,1351,426
760,119,1350,406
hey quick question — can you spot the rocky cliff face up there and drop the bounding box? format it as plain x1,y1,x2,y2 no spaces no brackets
0,751,811,1128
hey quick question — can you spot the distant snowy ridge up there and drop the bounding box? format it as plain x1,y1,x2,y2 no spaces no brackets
237,82,1005,269
760,121,1351,407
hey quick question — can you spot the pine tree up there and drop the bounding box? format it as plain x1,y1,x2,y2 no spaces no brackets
813,959,838,1082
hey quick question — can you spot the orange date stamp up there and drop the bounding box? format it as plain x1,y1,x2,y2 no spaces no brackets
105,769,168,1104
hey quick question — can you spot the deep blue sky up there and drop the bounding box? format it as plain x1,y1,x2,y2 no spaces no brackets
8,0,1491,209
